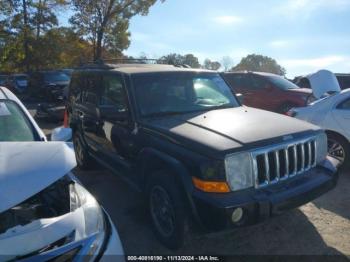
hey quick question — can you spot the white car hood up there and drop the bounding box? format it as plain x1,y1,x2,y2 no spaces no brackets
306,69,341,99
0,142,76,213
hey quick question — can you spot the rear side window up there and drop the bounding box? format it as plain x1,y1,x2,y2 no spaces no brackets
223,74,250,90
0,101,38,141
82,74,100,105
69,74,83,104
100,75,128,112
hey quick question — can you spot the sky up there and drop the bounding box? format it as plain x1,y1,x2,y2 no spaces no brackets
60,0,350,77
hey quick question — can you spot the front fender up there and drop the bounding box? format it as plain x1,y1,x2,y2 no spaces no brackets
136,147,204,227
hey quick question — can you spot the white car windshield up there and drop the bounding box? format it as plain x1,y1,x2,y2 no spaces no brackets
0,101,39,141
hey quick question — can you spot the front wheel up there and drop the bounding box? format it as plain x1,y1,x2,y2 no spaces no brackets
147,171,188,249
327,133,350,169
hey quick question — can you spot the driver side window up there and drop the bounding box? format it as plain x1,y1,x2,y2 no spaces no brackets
100,75,128,112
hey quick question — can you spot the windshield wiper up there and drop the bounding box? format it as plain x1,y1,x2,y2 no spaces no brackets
143,111,187,118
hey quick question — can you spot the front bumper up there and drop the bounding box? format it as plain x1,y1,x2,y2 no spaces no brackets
192,157,338,231
22,211,124,262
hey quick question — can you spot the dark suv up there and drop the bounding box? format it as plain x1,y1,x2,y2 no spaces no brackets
222,71,314,113
67,63,338,249
28,71,70,101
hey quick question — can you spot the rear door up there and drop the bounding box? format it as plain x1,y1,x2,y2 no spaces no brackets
79,72,103,153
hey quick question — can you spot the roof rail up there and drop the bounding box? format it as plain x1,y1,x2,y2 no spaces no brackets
79,58,193,69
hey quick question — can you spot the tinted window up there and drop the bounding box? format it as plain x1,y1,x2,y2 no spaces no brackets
250,75,269,89
44,72,70,82
337,76,350,90
82,75,100,105
69,74,83,104
100,75,127,111
223,74,249,90
0,101,38,141
133,72,239,117
265,75,299,90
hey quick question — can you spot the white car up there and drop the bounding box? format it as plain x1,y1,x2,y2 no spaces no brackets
289,89,350,168
0,86,124,260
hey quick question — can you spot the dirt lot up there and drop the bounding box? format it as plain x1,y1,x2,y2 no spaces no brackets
30,107,350,257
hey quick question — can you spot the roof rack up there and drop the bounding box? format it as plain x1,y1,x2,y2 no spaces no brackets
79,58,192,69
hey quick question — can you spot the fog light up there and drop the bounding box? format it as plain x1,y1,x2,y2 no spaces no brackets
231,208,243,223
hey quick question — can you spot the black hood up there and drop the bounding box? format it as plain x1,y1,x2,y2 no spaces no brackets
142,107,320,157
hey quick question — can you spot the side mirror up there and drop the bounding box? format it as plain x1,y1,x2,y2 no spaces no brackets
51,127,72,141
99,106,128,122
236,93,244,104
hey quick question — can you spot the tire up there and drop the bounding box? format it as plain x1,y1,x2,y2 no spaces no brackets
327,132,350,169
73,132,93,170
147,171,188,249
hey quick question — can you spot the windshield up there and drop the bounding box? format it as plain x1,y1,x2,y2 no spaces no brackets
0,100,39,141
133,72,240,117
266,75,299,90
44,72,70,82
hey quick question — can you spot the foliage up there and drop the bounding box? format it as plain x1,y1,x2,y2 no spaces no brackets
70,0,162,61
231,54,286,75
203,58,221,70
158,53,201,68
221,56,233,72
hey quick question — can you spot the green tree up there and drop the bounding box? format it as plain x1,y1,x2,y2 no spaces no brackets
203,58,221,70
158,53,200,68
0,0,68,71
70,0,163,61
232,54,286,75
221,56,233,72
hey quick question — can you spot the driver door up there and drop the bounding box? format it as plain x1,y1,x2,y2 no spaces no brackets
333,97,350,138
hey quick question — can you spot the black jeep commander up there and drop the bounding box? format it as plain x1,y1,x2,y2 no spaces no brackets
67,63,338,249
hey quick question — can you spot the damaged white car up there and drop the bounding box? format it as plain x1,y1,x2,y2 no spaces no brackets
293,69,341,99
0,86,124,260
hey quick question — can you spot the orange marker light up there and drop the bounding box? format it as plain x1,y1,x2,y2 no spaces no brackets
192,177,230,193
63,109,69,128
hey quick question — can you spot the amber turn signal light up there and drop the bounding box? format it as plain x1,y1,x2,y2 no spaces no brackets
192,177,230,193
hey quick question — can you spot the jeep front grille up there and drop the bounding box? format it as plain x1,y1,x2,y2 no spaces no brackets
252,138,317,188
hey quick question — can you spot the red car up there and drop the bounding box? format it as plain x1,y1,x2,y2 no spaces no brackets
221,71,314,113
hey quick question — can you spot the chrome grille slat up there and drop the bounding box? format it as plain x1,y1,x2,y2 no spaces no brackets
274,151,280,181
308,142,312,169
253,137,317,188
284,149,289,178
301,143,305,172
264,153,270,183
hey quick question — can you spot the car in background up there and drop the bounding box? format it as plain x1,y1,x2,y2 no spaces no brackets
287,89,350,168
66,62,338,249
0,74,8,86
6,73,28,94
28,70,70,102
0,86,124,260
335,73,350,90
221,71,314,113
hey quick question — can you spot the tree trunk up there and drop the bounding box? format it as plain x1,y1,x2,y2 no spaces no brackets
94,29,104,61
23,0,30,72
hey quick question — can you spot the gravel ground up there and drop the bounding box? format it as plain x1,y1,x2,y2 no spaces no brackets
30,107,350,257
